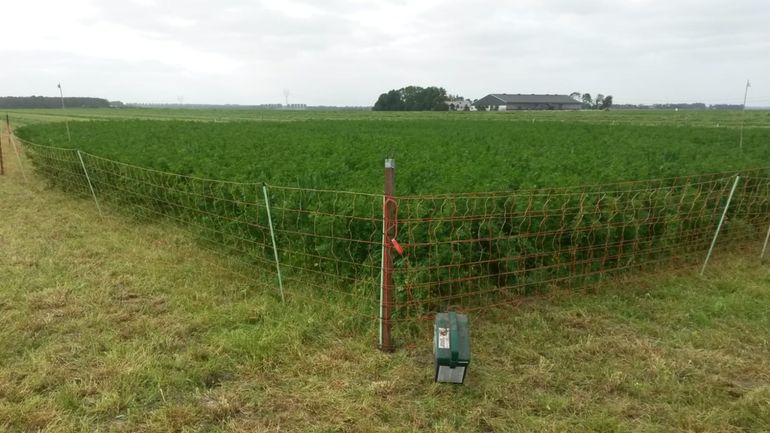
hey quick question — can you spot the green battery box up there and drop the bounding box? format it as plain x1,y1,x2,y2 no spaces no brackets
434,312,471,384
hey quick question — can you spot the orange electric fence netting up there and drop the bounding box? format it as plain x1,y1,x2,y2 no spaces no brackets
19,139,384,331
16,138,770,345
391,172,770,319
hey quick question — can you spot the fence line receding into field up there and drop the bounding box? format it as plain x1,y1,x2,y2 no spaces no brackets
14,136,770,349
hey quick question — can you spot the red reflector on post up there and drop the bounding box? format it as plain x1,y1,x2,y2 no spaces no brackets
391,238,403,256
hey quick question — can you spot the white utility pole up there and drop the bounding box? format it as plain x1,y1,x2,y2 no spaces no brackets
58,83,72,142
738,79,750,150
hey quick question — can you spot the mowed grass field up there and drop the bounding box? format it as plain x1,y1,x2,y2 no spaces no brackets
2,109,770,431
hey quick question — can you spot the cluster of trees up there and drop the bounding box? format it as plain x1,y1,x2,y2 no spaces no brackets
569,92,613,110
373,86,449,111
0,96,111,109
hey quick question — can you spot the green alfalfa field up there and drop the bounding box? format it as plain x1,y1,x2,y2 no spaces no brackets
2,109,770,432
12,109,770,193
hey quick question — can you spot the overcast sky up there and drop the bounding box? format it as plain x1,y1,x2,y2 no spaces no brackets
2,0,768,106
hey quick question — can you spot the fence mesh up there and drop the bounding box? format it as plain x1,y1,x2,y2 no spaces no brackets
18,139,92,198
266,186,382,302
392,173,770,318
20,141,383,329
15,137,770,344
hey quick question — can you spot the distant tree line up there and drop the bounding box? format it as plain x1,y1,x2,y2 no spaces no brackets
373,86,449,111
611,103,744,110
569,92,613,110
0,96,110,108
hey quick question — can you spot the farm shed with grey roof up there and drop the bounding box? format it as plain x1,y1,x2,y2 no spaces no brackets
474,94,582,111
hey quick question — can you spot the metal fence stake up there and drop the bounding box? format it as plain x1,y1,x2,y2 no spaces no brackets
262,183,285,303
380,158,396,352
701,175,740,275
379,195,386,349
77,150,103,217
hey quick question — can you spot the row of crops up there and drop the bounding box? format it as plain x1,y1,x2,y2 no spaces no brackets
15,114,770,316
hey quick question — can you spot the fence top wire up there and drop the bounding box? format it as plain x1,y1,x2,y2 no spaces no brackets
21,139,386,200
81,151,268,187
268,184,383,198
14,136,77,153
16,134,770,201
741,175,770,182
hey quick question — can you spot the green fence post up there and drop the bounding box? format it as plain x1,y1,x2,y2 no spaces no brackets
701,175,740,275
76,150,103,217
761,223,770,261
262,183,285,303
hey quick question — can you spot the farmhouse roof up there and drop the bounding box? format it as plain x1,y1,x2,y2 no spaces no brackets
486,94,579,104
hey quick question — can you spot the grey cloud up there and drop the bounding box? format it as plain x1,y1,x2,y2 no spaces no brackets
90,0,369,57
1,0,768,105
